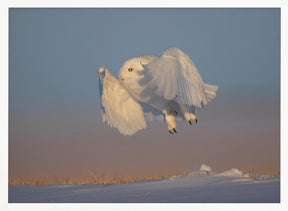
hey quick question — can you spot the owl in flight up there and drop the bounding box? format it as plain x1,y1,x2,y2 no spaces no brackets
98,47,218,135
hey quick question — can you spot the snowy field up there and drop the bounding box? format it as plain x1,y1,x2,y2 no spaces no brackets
9,165,280,203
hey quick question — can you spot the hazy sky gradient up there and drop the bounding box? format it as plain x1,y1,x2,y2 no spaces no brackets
9,8,280,179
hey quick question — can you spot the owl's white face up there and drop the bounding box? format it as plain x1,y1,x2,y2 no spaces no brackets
118,57,144,83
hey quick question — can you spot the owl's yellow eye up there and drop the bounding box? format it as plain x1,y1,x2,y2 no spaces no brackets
128,68,133,72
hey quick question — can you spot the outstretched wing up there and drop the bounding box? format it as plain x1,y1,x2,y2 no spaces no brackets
98,66,146,135
141,47,218,108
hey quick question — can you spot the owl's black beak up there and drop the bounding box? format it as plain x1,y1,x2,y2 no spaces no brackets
119,74,124,81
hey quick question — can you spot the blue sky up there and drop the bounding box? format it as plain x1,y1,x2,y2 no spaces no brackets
9,8,280,178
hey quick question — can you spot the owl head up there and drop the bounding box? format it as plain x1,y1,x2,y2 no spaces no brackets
118,54,159,82
118,57,145,82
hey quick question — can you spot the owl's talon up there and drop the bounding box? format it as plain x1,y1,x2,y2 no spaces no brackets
169,129,177,134
188,120,192,125
195,119,198,124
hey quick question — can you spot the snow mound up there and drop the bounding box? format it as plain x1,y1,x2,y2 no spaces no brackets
199,164,214,175
188,164,215,176
200,164,212,172
216,168,243,177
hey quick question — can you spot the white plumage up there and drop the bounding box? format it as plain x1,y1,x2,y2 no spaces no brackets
98,47,218,135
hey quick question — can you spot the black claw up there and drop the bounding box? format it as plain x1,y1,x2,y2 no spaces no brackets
188,120,192,125
195,119,198,124
169,129,177,134
175,111,178,115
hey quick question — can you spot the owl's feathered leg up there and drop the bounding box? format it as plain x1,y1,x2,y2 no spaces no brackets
163,110,177,134
179,104,198,125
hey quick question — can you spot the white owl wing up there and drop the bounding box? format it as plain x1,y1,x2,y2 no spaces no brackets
140,47,218,108
98,66,146,136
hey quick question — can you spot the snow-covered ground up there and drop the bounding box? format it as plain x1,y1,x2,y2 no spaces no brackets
9,165,280,203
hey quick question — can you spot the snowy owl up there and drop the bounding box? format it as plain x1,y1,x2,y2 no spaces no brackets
98,47,218,135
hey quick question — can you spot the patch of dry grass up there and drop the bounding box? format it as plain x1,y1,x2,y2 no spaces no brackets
9,168,279,186
9,169,186,186
241,168,280,181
